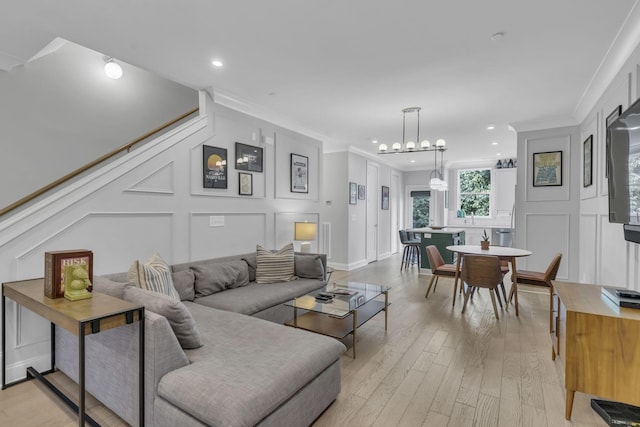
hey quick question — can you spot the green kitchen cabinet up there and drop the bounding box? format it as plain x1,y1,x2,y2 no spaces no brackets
415,229,465,269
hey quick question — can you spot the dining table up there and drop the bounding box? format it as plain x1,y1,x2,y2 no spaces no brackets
446,245,533,316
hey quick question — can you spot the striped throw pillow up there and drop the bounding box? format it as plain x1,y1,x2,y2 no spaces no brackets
128,252,180,300
255,243,297,284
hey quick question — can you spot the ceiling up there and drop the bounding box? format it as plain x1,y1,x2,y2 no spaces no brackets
2,0,639,171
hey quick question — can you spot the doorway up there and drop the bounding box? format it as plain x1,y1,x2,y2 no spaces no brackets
366,163,378,263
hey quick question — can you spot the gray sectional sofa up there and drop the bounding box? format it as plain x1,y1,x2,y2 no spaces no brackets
54,252,345,427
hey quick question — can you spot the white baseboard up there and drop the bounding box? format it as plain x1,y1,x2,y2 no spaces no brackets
3,353,52,384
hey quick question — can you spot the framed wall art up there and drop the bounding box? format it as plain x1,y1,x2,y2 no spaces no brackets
533,151,562,187
583,135,593,188
235,142,263,172
203,145,228,189
381,186,390,210
349,182,357,204
358,184,366,200
239,172,253,195
290,153,308,193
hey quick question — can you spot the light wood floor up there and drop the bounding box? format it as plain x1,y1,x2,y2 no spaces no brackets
0,254,608,426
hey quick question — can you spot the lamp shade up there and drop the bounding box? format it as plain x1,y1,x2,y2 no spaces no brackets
294,222,317,241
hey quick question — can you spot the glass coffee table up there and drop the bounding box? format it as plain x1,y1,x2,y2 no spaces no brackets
284,282,389,358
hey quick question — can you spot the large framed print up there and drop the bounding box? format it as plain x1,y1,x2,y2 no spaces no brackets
239,172,253,195
235,142,263,172
533,151,562,187
583,135,593,188
291,153,308,193
203,145,228,189
381,186,390,210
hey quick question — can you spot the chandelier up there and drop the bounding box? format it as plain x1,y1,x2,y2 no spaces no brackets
378,107,448,191
378,107,446,154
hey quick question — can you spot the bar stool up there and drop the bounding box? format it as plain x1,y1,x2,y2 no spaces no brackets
399,230,421,270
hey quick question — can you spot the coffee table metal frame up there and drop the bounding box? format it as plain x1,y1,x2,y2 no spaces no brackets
285,282,389,358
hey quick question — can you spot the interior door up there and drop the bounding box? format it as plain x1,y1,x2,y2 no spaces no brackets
366,163,378,263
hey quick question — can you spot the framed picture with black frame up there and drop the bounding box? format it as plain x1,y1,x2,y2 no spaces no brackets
583,135,593,188
381,186,390,210
203,145,227,189
235,142,263,172
290,153,308,193
349,182,357,204
358,184,366,200
239,172,253,195
533,150,562,187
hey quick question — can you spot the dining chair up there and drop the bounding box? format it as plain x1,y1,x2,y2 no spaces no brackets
424,245,458,301
510,252,562,331
399,230,421,271
460,254,504,319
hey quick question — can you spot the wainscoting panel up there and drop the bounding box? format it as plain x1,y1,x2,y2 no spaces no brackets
580,114,598,201
598,214,627,287
189,212,267,260
524,135,571,202
274,212,320,253
126,161,175,194
579,214,597,283
524,213,570,280
321,222,332,259
15,212,175,277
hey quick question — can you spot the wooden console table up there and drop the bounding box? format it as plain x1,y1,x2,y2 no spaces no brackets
552,280,640,420
2,278,145,427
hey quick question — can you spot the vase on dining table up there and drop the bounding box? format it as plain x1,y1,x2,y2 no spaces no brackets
480,240,490,250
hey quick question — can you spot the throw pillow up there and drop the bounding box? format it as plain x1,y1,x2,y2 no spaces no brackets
294,254,325,280
171,269,196,301
92,276,130,299
225,260,250,289
255,243,297,284
242,255,257,282
123,287,203,349
190,260,249,296
127,252,180,300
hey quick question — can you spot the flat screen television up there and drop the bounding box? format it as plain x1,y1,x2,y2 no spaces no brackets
607,97,640,243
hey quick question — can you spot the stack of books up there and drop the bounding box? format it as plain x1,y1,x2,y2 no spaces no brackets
601,286,640,309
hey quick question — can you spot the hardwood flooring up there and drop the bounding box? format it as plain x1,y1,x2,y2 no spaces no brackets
0,254,608,426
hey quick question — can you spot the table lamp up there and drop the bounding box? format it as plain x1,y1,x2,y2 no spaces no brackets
294,222,317,253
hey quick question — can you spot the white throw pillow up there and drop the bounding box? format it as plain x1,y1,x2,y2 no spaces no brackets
128,252,180,300
255,243,297,284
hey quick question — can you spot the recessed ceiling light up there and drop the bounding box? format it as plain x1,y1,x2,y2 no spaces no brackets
490,32,504,41
487,124,496,130
372,139,378,144
212,60,224,67
496,152,501,156
410,160,416,163
492,141,498,145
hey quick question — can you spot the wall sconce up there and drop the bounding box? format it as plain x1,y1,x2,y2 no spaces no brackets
104,56,123,79
294,222,317,253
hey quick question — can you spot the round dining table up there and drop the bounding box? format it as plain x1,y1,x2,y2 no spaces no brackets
446,245,532,316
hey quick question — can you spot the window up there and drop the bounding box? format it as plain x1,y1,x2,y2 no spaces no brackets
458,168,491,217
410,190,430,227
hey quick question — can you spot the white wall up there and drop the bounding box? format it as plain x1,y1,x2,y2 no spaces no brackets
0,92,323,383
321,149,401,270
514,126,580,281
0,40,198,209
577,40,640,289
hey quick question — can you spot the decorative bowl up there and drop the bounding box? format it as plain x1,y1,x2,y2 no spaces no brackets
429,226,445,230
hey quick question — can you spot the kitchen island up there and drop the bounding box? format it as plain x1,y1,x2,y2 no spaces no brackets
409,227,465,269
